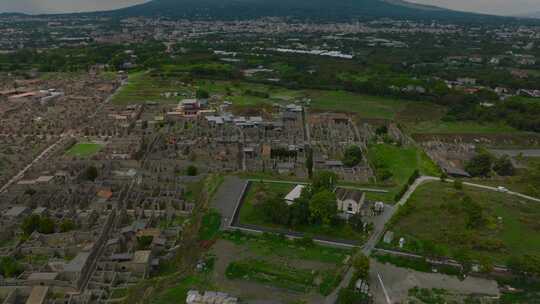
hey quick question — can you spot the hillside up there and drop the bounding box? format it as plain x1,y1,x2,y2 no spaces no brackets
105,0,503,22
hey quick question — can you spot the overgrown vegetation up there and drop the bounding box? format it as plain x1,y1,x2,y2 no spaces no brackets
387,181,540,264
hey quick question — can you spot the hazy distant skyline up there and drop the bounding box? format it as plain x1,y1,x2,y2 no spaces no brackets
0,0,539,16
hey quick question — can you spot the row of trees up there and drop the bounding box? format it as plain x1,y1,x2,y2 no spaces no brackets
21,215,76,236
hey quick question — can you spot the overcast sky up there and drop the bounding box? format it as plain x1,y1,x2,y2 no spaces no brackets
0,0,539,15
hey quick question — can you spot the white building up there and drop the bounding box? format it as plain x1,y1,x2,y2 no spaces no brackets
284,185,305,205
336,188,365,215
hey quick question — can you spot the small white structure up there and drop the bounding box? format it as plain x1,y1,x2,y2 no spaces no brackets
284,185,305,205
355,278,370,294
399,237,406,249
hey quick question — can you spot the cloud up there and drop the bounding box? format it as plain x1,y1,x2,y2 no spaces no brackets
0,0,148,14
0,0,539,15
407,0,540,15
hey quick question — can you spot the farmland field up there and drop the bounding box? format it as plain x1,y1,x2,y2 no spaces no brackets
385,181,540,264
215,231,350,300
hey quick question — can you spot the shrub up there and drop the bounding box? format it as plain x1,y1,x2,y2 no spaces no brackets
186,165,198,176
342,145,363,167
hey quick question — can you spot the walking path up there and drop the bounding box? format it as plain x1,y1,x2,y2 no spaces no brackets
0,132,73,194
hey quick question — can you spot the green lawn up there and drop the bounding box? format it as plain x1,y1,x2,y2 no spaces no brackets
387,181,540,264
238,182,367,242
367,143,440,202
368,143,439,186
65,143,103,158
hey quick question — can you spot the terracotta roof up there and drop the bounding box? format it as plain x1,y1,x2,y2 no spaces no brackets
97,189,113,200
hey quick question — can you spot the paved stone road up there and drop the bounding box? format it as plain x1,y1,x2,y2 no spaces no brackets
211,176,248,229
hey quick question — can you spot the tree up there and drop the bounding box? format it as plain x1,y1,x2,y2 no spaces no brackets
524,161,540,197
462,196,484,229
196,89,209,99
342,145,362,167
83,165,98,181
59,219,76,232
261,194,289,225
493,155,515,176
454,249,473,274
465,153,493,177
352,253,370,279
186,165,198,176
309,190,337,225
375,125,388,136
312,171,338,192
349,213,364,232
137,236,154,250
454,179,463,190
508,254,540,277
21,215,41,236
0,257,23,278
479,256,494,273
289,195,311,227
38,217,56,234
305,147,314,178
440,172,448,182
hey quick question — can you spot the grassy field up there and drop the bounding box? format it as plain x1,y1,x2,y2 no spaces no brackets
386,181,540,264
198,80,303,106
65,143,103,158
226,258,316,292
367,143,440,202
150,275,211,304
220,231,349,295
405,120,519,134
368,143,440,186
238,182,367,242
112,72,191,105
221,230,351,264
307,90,409,119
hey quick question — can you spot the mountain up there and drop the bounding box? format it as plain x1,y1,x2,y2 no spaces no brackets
104,0,506,22
517,11,540,19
